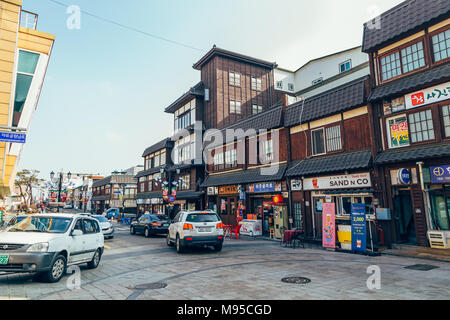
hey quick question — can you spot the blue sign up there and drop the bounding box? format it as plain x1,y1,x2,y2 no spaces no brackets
0,132,26,143
430,165,450,183
254,183,275,193
351,203,366,253
398,168,411,184
169,195,175,203
239,188,246,201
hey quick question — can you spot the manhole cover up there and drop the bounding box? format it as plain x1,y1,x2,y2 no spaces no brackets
134,282,168,290
404,264,439,271
281,277,311,284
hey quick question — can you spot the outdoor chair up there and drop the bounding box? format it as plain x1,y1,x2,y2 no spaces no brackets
230,224,241,239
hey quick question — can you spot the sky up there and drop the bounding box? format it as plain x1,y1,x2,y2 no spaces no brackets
18,0,404,180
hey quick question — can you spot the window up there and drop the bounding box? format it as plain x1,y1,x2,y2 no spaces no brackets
339,60,352,73
174,99,195,132
83,219,99,234
408,110,434,143
179,174,190,190
312,78,323,86
401,41,425,73
160,151,166,166
288,83,294,91
229,72,241,87
213,152,224,170
154,152,160,168
276,81,283,89
432,29,450,63
252,105,263,115
13,50,40,127
311,128,325,155
442,105,450,137
230,100,241,114
326,125,342,152
380,51,402,81
265,140,273,162
225,149,237,168
251,77,262,91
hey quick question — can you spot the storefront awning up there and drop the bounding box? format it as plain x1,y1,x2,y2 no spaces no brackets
201,164,287,187
323,189,373,195
286,150,372,177
175,191,204,200
91,195,109,201
135,191,162,200
375,142,450,165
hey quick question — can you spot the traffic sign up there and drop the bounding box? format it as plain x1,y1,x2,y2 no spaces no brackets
0,132,26,143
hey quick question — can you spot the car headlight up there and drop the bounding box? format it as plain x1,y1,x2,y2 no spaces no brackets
26,242,49,252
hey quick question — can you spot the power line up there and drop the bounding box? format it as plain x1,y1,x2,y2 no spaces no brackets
46,0,206,53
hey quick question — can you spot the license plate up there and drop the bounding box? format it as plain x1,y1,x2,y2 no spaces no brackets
198,227,212,232
0,255,9,265
163,224,169,227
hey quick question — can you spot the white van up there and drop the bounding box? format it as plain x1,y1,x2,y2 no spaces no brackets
0,213,104,283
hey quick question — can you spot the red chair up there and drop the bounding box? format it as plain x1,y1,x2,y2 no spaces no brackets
230,224,241,239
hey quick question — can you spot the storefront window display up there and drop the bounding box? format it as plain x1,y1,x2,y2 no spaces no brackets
429,185,450,231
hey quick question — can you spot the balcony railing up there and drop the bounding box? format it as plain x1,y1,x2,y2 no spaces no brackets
20,10,38,30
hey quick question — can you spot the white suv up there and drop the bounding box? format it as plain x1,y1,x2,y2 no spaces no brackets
0,213,104,283
167,210,224,253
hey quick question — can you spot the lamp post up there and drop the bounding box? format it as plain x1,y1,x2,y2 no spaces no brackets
50,170,71,212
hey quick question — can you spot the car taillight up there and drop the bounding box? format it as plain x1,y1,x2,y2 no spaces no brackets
216,223,224,229
183,223,193,230
152,223,162,226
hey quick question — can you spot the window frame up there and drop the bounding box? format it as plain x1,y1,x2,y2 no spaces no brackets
251,77,262,91
230,100,241,114
429,24,450,66
288,83,295,92
311,128,326,156
276,81,283,89
339,59,352,73
229,72,241,87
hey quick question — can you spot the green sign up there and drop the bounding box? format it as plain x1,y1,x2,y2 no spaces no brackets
0,255,8,264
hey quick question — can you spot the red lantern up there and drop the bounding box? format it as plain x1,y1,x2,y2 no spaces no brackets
272,195,284,204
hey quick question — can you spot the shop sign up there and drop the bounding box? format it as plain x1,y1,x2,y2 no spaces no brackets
144,199,151,205
430,165,450,183
388,116,410,147
397,168,411,185
207,187,218,195
254,183,275,193
239,187,246,201
151,198,162,204
351,204,366,253
219,185,238,195
291,179,302,191
405,81,450,109
136,199,144,205
303,173,371,190
322,203,335,249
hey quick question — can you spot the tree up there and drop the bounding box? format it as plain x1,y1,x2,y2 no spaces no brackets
15,169,44,206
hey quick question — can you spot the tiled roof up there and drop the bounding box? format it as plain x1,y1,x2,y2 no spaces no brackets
193,46,277,70
165,82,204,113
284,77,368,128
92,175,137,188
176,191,204,200
136,191,162,200
286,150,372,177
226,105,284,132
375,142,450,164
135,167,162,179
369,63,450,102
201,164,287,187
142,138,171,157
362,0,450,52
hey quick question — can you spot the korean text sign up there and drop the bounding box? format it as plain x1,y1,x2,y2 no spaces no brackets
351,203,366,253
322,203,335,249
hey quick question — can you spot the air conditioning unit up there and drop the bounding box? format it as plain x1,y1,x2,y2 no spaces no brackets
427,231,448,249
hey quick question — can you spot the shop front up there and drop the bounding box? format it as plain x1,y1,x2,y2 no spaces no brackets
247,182,288,238
303,172,374,243
136,192,164,215
217,185,241,226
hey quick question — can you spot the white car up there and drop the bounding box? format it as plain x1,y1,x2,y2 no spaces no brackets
92,215,115,239
167,210,224,253
0,213,104,283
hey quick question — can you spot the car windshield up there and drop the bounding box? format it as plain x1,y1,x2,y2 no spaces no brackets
93,216,108,222
186,213,220,223
8,216,73,233
149,215,163,221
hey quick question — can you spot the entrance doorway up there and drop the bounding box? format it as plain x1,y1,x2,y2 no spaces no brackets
219,196,238,226
393,189,416,244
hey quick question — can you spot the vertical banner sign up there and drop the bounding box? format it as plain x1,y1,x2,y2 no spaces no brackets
162,187,169,201
351,203,366,253
322,203,336,249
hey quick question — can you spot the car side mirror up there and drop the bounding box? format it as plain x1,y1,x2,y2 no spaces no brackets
72,230,83,237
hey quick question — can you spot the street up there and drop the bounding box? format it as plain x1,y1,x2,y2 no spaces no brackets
0,223,449,300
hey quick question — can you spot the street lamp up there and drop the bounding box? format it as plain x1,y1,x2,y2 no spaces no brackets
50,170,72,212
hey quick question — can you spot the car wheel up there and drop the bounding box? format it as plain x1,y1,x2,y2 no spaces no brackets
167,233,174,247
144,228,150,238
176,235,184,253
41,254,66,283
214,244,223,252
130,226,135,235
87,249,102,269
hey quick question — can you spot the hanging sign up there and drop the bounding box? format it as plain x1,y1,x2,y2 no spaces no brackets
162,187,169,200
0,132,26,143
397,168,411,185
405,81,450,109
430,165,450,183
322,203,336,249
351,203,366,253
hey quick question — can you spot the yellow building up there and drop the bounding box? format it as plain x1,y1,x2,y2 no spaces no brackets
0,0,54,196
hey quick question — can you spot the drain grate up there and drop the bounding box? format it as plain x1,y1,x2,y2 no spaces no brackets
281,277,311,284
404,264,439,271
134,282,168,290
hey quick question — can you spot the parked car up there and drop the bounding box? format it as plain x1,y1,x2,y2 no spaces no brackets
0,213,104,283
167,210,224,253
130,214,170,237
0,215,29,231
92,215,114,239
64,203,73,209
105,208,120,219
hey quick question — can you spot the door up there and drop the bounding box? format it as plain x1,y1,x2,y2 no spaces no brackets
82,218,101,261
68,219,88,264
169,212,182,240
313,197,325,239
393,189,416,244
274,206,288,239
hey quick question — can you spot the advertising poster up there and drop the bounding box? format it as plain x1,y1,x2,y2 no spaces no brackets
388,116,410,147
351,203,366,253
322,203,335,249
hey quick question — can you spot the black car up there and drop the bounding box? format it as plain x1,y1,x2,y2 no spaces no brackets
130,214,170,237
